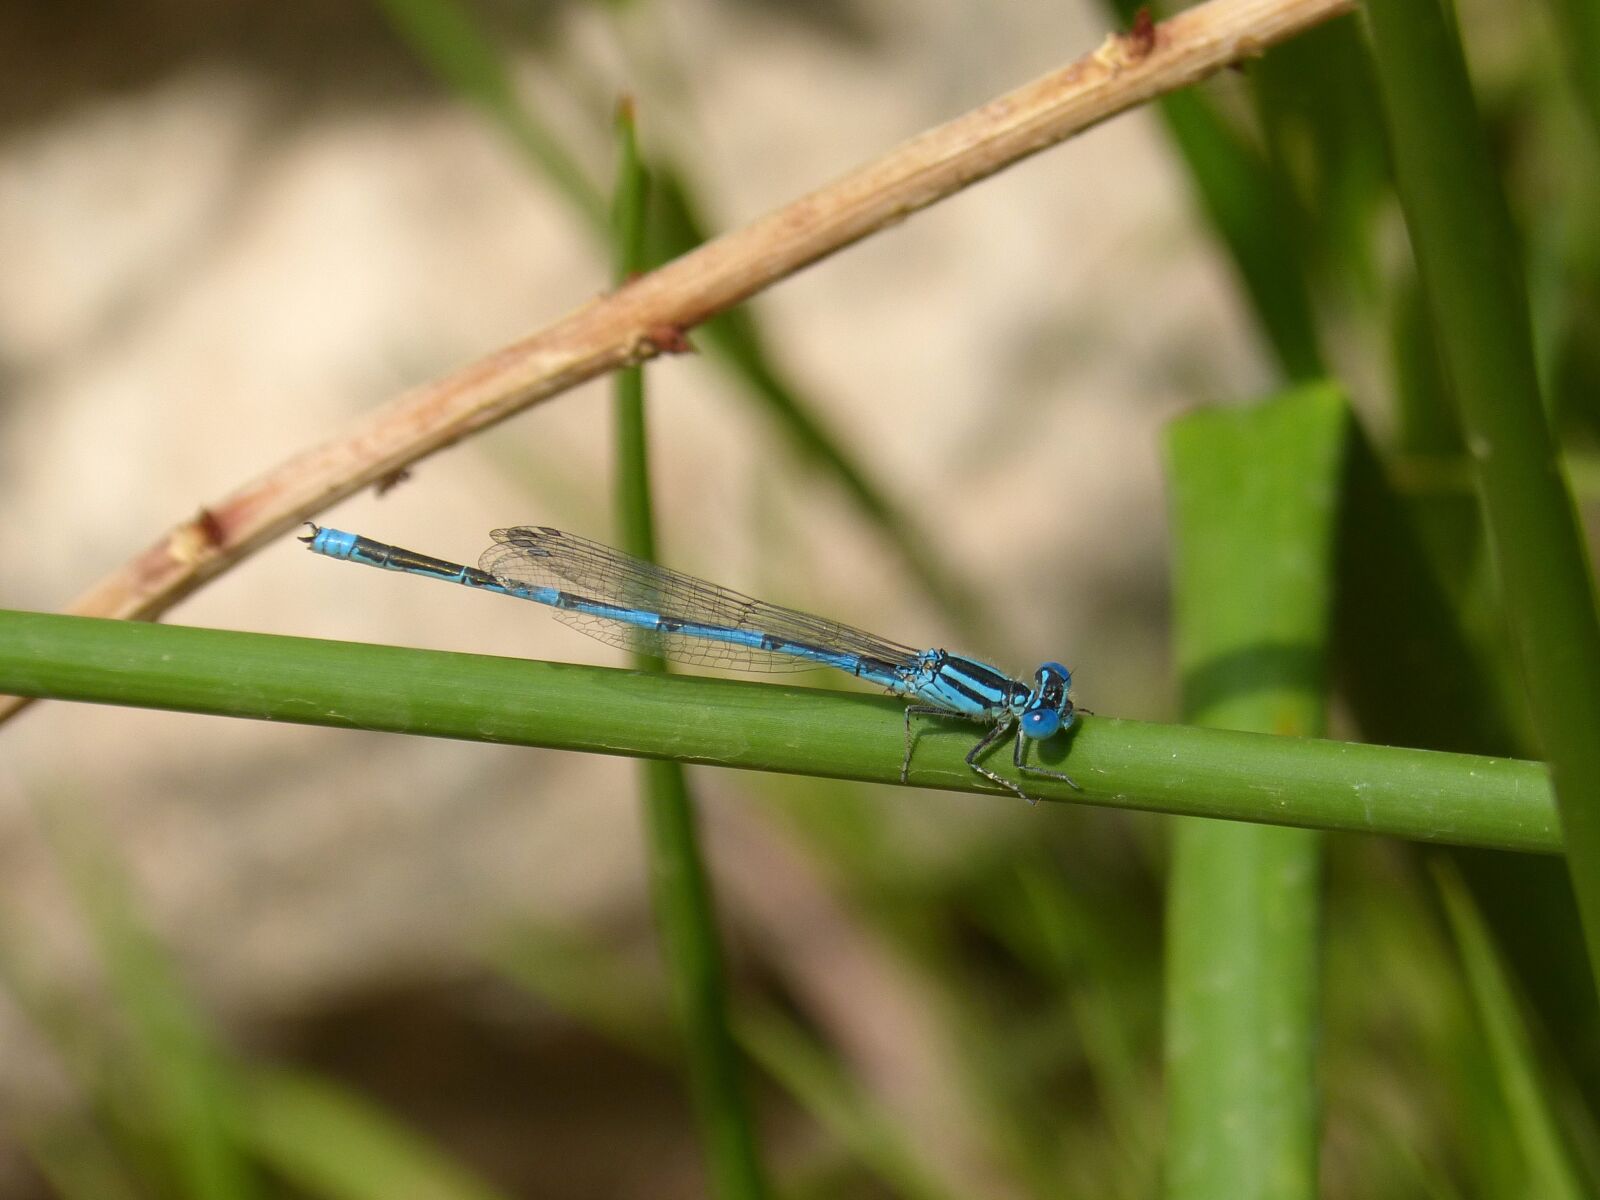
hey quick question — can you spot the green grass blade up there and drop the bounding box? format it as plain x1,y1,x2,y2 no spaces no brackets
491,924,673,1061
0,875,156,1196
1364,0,1600,981
1433,860,1591,1199
1391,274,1464,459
42,798,258,1200
1247,15,1388,298
1333,422,1520,755
1155,89,1325,381
238,1068,513,1200
611,100,658,559
1542,0,1600,150
1388,274,1490,615
491,924,970,1200
611,107,770,1200
0,609,1560,851
736,1006,964,1200
372,0,607,231
638,764,769,1200
983,858,1160,1196
1099,0,1324,381
1164,383,1348,1199
16,1117,146,1200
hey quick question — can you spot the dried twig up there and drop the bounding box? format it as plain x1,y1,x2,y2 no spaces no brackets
4,0,1355,721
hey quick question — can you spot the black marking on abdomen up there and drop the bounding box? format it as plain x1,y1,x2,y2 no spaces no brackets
852,656,897,678
370,542,483,582
555,591,629,617
758,633,832,659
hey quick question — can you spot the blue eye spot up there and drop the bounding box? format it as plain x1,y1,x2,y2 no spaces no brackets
1039,661,1071,686
1021,709,1061,738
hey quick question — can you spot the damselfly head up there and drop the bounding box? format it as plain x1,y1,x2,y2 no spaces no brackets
1019,661,1075,740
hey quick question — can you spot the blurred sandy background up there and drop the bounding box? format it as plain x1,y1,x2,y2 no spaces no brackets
0,0,1269,1192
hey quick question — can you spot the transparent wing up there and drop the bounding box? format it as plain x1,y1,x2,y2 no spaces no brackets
480,526,922,674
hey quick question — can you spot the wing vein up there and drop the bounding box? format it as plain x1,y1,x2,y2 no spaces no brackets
480,527,922,674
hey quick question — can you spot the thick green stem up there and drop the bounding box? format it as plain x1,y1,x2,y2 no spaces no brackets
1365,0,1600,985
1164,384,1346,1199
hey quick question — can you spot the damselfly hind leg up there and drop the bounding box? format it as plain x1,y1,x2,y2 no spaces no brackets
901,704,956,784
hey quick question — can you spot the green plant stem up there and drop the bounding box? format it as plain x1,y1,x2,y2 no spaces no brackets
1432,862,1588,1199
611,103,656,555
610,106,768,1200
0,610,1558,853
1164,385,1345,1199
1364,0,1600,983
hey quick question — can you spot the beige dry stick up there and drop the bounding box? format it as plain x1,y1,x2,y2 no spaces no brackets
3,0,1356,721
